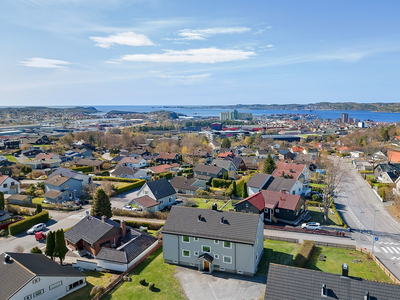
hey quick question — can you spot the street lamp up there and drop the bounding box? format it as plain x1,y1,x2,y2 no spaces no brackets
360,211,364,240
372,209,379,254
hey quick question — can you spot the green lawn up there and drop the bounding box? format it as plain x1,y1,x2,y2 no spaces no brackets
61,271,112,300
307,206,343,226
189,198,233,211
309,246,392,282
32,197,44,204
310,183,324,188
104,247,186,300
113,182,133,189
4,155,18,163
257,239,302,276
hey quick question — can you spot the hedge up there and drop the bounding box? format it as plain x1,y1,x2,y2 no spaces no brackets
113,219,164,230
158,172,173,179
113,180,146,194
306,200,322,207
71,166,93,173
332,204,347,228
93,176,143,182
8,210,49,236
211,178,232,188
183,168,193,173
293,240,315,268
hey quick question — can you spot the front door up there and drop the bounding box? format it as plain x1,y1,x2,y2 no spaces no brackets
204,261,210,271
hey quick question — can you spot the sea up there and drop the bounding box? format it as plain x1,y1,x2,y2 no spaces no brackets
93,105,400,123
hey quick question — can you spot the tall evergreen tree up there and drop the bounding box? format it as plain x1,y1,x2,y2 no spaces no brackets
221,138,231,149
54,229,69,265
0,192,4,211
263,153,276,174
35,203,42,214
242,182,248,198
91,188,112,218
232,181,237,197
45,230,55,260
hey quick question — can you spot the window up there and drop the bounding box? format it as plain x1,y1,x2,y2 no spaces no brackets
182,236,190,243
194,251,199,256
49,281,62,290
214,254,219,259
292,191,295,194
64,185,69,189
33,289,44,297
194,237,199,242
11,181,14,185
265,208,269,213
182,250,190,257
66,279,84,292
169,197,172,203
223,241,232,249
24,295,32,300
214,240,219,244
202,245,211,253
219,267,225,271
275,209,280,213
223,256,232,264
3,183,7,188
237,270,243,274
33,278,40,284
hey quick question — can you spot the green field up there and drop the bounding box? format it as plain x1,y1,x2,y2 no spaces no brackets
4,155,18,163
307,206,343,226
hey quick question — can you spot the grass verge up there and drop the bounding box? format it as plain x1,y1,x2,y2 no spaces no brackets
307,206,342,226
188,198,233,211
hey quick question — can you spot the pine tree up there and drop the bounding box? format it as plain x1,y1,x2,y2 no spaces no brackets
263,153,276,174
54,229,69,265
91,188,112,218
232,181,237,197
221,138,231,149
242,182,248,198
35,203,42,215
0,192,4,211
45,231,55,260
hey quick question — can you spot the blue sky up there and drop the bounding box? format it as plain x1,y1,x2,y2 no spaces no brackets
1,0,400,106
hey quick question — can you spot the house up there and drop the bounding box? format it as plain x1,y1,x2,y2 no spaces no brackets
110,166,148,180
133,178,176,212
193,164,228,183
390,136,400,147
242,156,264,170
23,135,51,145
239,147,255,156
337,146,350,154
34,152,60,161
0,160,16,167
3,139,21,149
162,206,264,276
25,158,61,171
264,263,400,300
0,167,12,176
278,150,296,161
211,159,237,176
22,148,42,158
96,226,159,272
0,176,20,194
6,194,32,205
156,152,180,165
247,173,271,195
255,149,270,159
170,176,204,195
64,150,81,160
72,158,104,172
263,176,307,196
44,175,82,203
48,167,92,185
290,146,303,154
388,148,400,163
235,190,306,224
272,162,309,182
78,148,93,158
0,252,86,300
270,143,280,150
225,156,246,171
374,162,400,183
147,163,180,175
117,157,148,169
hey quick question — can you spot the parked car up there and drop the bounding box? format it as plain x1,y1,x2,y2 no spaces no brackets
122,206,136,211
37,175,47,180
35,231,47,241
301,222,321,230
75,198,82,205
27,223,46,234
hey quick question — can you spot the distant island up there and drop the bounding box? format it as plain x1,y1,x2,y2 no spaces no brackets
167,102,400,113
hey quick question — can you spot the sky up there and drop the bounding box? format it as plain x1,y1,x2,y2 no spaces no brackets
1,0,400,106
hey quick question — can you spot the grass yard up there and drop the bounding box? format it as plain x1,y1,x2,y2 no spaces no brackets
61,271,112,300
104,247,186,300
32,197,44,204
310,183,324,188
189,198,233,211
257,239,302,276
309,246,392,282
113,182,133,189
307,206,343,226
4,155,18,163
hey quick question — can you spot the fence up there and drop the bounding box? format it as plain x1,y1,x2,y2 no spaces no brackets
92,241,162,300
313,241,356,249
177,193,230,201
264,225,349,237
264,235,299,244
72,260,102,271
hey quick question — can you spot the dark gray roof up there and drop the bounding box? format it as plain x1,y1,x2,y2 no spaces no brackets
112,166,139,177
193,164,224,175
96,229,157,264
263,176,297,192
65,216,120,244
265,263,400,300
0,210,12,222
48,167,81,179
0,252,84,300
247,173,271,189
170,176,200,192
162,207,260,245
211,159,233,171
145,178,175,200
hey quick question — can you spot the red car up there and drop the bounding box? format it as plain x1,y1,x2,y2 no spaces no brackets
35,231,46,242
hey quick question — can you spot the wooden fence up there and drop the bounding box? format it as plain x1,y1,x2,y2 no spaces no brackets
264,235,299,244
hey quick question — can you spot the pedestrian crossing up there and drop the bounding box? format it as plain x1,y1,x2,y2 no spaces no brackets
380,246,400,254
67,214,87,220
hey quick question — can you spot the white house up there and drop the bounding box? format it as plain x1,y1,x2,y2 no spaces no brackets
0,175,20,194
133,178,176,212
0,252,86,300
110,166,149,180
247,173,271,196
117,157,148,169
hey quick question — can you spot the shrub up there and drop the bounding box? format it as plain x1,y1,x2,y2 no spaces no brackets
93,176,142,182
183,168,193,173
71,166,93,173
113,180,146,194
293,240,315,268
139,278,146,285
196,190,210,196
149,283,155,291
90,286,105,296
305,200,321,207
158,172,173,179
311,194,322,202
211,178,232,188
0,229,8,237
8,211,49,236
30,246,42,254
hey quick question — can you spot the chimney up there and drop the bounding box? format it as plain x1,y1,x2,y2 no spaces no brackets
212,203,217,211
101,215,106,223
220,217,224,224
121,219,126,236
321,284,327,297
198,214,202,222
4,254,11,264
342,263,348,277
364,291,370,300
281,189,286,194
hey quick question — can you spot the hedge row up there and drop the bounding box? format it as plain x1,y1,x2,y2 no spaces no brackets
113,219,164,230
93,176,142,182
158,172,173,179
8,211,49,236
113,180,146,194
293,240,315,268
306,200,322,207
71,166,93,173
211,178,232,188
183,168,193,173
332,204,347,228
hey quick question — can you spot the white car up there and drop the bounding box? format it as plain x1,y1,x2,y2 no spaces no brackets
301,222,322,230
27,223,46,234
122,206,136,211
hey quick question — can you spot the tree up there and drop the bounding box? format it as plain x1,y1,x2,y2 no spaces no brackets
263,153,276,174
0,192,4,211
232,181,237,196
54,229,68,265
244,136,252,147
30,246,42,254
88,134,95,145
321,157,347,223
222,172,229,180
221,138,231,149
91,188,112,218
242,182,248,198
45,231,55,260
35,203,42,215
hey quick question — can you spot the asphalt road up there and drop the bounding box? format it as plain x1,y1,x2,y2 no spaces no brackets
335,158,400,280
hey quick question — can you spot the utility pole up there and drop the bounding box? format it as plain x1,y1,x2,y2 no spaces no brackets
360,211,364,240
372,210,378,254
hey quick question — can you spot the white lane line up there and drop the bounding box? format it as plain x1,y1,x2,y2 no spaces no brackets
386,247,394,254
397,247,400,253
391,247,400,254
381,247,389,253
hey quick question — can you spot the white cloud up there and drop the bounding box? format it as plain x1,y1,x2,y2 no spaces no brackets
253,26,273,35
165,26,251,41
159,73,212,79
19,57,71,69
90,32,154,48
119,47,255,63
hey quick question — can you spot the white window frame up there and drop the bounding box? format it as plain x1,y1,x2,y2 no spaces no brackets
33,289,44,298
275,208,280,213
182,249,190,258
49,281,62,290
194,237,199,242
214,254,219,259
223,241,232,249
182,236,190,243
237,270,243,274
220,267,225,271
214,240,219,244
223,255,232,264
24,295,32,300
201,245,211,253
194,251,199,256
33,278,40,284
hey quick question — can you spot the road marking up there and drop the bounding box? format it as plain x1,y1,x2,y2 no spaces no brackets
381,247,389,253
385,247,394,254
392,247,400,254
67,214,86,220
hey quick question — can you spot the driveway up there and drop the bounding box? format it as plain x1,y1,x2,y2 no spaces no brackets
175,266,266,300
110,189,141,209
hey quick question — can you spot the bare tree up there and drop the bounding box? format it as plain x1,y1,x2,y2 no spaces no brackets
321,156,348,223
14,245,25,253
